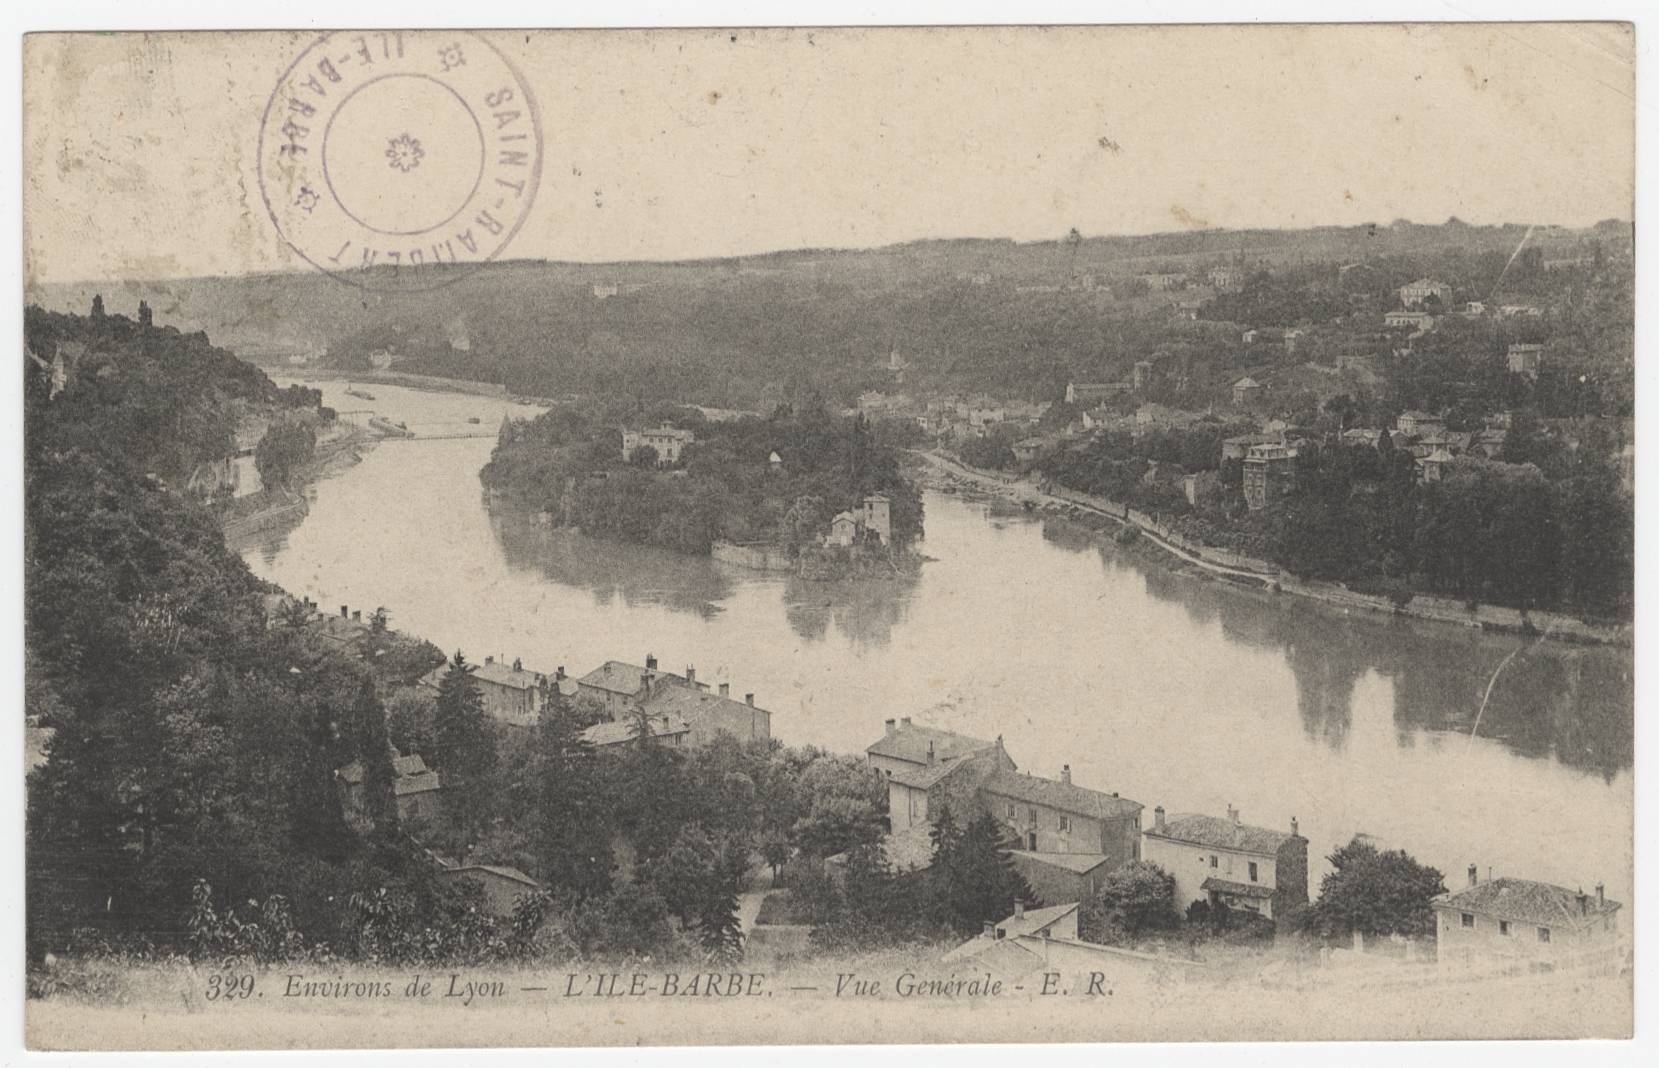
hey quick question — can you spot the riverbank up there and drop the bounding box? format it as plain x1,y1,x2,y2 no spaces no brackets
218,422,383,544
913,450,1632,648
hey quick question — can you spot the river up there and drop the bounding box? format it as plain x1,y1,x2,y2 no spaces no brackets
241,376,1634,901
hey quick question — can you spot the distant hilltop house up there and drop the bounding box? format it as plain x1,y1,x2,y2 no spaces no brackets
336,750,443,829
592,282,619,299
1398,278,1451,308
1383,310,1436,332
1232,377,1264,406
1417,446,1456,483
1138,271,1186,292
1207,265,1239,290
1142,805,1308,925
1431,867,1622,970
1507,342,1544,376
1498,303,1543,318
862,719,1142,903
1065,381,1130,407
1394,410,1446,438
622,424,695,465
1243,442,1297,511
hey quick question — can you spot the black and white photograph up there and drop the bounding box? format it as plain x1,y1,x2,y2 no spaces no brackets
12,16,1647,1053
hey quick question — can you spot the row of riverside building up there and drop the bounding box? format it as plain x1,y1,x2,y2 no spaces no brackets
859,718,1623,972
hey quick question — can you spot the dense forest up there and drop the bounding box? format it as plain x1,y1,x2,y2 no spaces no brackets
481,399,924,557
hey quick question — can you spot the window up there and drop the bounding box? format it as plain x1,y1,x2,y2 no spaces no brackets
1537,927,1551,944
1210,855,1219,869
1499,921,1511,936
1006,803,1015,819
1058,816,1072,832
1461,913,1475,928
1248,861,1259,883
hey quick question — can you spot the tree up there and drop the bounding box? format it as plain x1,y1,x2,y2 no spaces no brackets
1078,861,1180,945
254,419,318,494
532,699,612,900
1308,837,1446,940
927,811,1031,936
696,882,744,963
432,651,498,851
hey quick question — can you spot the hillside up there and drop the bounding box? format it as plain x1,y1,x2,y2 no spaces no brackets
25,220,1632,413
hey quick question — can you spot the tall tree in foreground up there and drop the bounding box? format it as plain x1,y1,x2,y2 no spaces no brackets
1308,836,1447,940
433,651,497,854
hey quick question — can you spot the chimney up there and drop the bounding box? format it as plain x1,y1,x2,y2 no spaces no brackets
745,693,755,706
1153,806,1166,833
341,604,349,618
1577,889,1589,916
983,921,996,939
1013,901,1025,919
926,740,935,764
884,718,896,735
1467,864,1478,888
1061,764,1071,785
485,654,494,665
645,653,657,671
513,657,522,672
720,682,731,698
556,666,565,680
686,666,695,686
1227,804,1239,825
1597,883,1605,906
352,610,362,622
1291,816,1300,838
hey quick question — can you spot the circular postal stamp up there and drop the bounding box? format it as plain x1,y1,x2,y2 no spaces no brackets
258,31,542,292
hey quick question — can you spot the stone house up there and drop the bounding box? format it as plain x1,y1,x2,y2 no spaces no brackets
1431,868,1622,970
580,713,691,751
986,766,1144,905
1398,278,1451,308
622,424,695,465
576,654,706,715
337,751,443,829
1242,443,1297,512
641,681,771,748
420,656,576,728
1141,805,1308,923
1232,377,1263,406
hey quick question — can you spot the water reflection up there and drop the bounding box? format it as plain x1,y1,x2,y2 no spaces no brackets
780,572,920,648
490,505,734,619
1062,516,1635,782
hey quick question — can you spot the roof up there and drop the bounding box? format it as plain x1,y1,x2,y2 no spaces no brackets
472,660,546,691
643,684,768,724
831,511,857,525
888,755,982,790
1432,877,1621,929
947,934,1044,975
980,770,1142,821
1233,377,1261,388
338,753,442,795
1424,448,1455,463
866,722,1000,766
1148,813,1298,856
995,901,1080,940
581,713,691,748
577,660,690,696
1006,850,1114,875
1402,277,1446,289
440,864,542,889
1201,876,1275,900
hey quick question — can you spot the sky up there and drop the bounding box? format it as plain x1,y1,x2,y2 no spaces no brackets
22,23,1636,284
